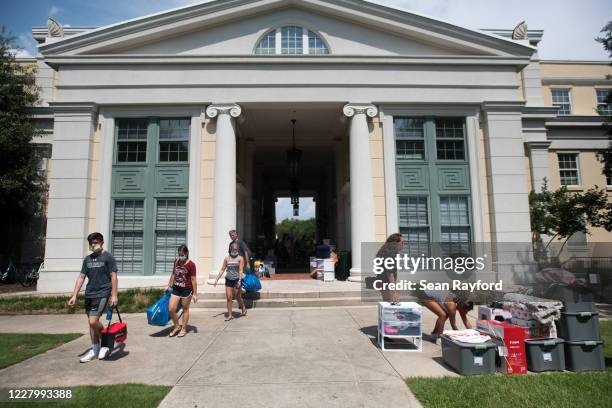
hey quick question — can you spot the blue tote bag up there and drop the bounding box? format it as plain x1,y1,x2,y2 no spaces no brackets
242,273,262,293
147,290,172,326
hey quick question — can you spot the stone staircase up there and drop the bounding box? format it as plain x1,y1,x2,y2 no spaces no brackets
192,290,370,308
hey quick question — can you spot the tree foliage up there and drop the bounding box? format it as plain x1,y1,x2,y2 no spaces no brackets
529,179,612,253
0,29,45,219
275,218,316,240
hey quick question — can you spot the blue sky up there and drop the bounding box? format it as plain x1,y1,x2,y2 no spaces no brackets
0,0,610,59
276,197,316,222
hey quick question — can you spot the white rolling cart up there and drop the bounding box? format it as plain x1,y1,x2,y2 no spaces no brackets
378,301,422,352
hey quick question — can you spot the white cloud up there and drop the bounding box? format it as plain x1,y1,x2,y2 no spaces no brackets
49,5,61,16
379,0,610,60
17,33,38,58
9,48,34,58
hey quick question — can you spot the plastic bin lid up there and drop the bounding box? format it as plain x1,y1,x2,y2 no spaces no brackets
561,311,599,317
564,340,604,346
441,335,496,349
525,338,564,345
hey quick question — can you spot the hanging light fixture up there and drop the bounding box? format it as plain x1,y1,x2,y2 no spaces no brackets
286,118,301,216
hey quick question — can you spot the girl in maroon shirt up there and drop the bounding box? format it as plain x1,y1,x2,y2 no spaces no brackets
167,245,197,337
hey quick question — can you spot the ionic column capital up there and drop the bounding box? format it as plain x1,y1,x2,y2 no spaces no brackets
343,103,378,118
206,103,242,119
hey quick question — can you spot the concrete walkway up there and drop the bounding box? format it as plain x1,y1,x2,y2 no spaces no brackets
0,306,470,407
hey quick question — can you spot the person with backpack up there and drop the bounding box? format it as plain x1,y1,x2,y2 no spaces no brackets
167,245,197,338
214,241,247,320
67,232,118,362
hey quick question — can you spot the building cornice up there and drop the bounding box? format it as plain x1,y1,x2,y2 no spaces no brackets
42,54,532,69
545,115,607,128
542,77,612,86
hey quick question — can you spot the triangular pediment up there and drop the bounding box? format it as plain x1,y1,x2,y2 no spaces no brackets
39,0,534,58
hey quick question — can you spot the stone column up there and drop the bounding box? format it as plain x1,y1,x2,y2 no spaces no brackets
526,141,552,192
206,104,241,282
343,104,377,282
38,102,97,292
482,102,535,284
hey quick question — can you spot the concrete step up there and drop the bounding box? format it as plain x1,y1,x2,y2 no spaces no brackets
191,296,369,308
197,290,361,300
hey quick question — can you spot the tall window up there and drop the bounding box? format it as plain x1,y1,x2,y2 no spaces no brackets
395,117,472,246
558,153,580,186
116,119,148,162
111,117,190,275
596,89,611,115
435,118,465,160
394,118,425,160
159,119,190,162
551,89,571,115
255,26,328,55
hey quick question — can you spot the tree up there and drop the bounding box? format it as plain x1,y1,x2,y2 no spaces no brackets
0,29,45,256
275,218,316,241
595,21,612,179
529,179,612,259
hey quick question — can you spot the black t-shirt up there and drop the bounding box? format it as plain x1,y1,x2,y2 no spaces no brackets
81,251,117,298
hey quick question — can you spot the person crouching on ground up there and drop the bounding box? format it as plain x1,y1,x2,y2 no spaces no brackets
167,244,197,338
214,242,247,321
67,232,118,362
420,290,473,343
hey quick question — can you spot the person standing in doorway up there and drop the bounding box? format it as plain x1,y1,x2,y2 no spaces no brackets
67,232,118,362
167,245,197,338
228,229,251,272
214,242,247,320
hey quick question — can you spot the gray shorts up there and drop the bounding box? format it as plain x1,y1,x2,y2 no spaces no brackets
84,296,109,317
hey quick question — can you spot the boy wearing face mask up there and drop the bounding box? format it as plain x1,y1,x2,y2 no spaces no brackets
213,242,246,320
68,232,118,362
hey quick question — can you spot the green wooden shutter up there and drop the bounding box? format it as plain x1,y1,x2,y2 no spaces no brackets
154,199,187,274
111,200,145,274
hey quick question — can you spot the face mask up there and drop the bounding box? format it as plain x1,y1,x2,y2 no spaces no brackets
90,244,102,253
178,255,187,262
230,251,239,257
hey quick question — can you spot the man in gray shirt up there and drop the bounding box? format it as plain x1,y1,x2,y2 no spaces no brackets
68,232,118,362
228,229,251,270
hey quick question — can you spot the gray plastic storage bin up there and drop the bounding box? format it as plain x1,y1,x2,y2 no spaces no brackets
564,340,605,371
557,312,600,342
525,338,565,372
441,336,496,375
545,285,596,313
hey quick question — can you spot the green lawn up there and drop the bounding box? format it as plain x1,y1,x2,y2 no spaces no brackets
407,320,612,408
0,288,165,315
0,333,82,369
0,384,171,408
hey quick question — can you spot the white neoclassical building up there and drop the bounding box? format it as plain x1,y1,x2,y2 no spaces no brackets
30,0,600,293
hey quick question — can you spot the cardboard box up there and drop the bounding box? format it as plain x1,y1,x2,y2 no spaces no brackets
511,318,556,340
478,306,512,322
476,320,527,375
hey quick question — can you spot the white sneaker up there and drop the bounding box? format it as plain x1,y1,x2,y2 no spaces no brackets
79,349,97,363
98,347,110,360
